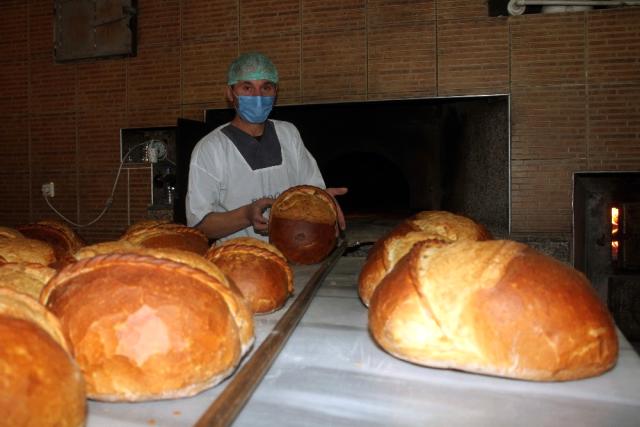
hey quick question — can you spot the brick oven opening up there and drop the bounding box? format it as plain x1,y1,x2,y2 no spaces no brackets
268,96,510,236
320,150,411,216
175,96,510,236
573,172,640,345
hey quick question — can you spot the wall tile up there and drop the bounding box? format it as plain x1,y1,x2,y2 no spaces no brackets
31,58,77,114
181,38,238,104
240,0,300,38
127,43,181,110
30,112,77,172
0,173,30,226
588,82,640,170
511,158,587,233
136,0,181,46
511,84,587,161
438,17,509,96
0,114,29,171
0,1,28,61
302,30,366,102
0,60,28,114
77,110,127,174
126,106,182,128
367,22,436,99
29,1,52,57
367,0,435,26
437,0,490,20
302,0,366,34
77,60,127,112
587,9,640,85
181,0,238,41
511,13,586,87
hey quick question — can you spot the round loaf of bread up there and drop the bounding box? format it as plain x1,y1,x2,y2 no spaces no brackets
205,237,293,314
369,239,619,381
17,220,85,269
0,236,56,266
269,185,338,265
0,262,56,299
74,241,254,354
121,222,209,255
40,253,254,401
359,211,491,306
0,288,86,426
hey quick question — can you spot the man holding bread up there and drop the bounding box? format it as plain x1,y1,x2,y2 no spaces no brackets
186,52,346,241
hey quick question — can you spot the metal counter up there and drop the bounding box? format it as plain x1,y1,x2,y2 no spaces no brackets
88,256,640,426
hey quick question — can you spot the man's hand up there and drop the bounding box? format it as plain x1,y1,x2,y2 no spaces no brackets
248,197,275,235
325,187,348,231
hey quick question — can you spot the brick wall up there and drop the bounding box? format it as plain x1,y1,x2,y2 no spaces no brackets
0,0,638,242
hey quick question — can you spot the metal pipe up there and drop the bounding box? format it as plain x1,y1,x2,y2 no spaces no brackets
508,0,640,15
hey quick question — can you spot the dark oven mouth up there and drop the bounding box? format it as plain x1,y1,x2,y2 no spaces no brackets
201,96,511,239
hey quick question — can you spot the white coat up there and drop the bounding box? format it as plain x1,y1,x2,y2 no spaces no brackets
186,119,325,241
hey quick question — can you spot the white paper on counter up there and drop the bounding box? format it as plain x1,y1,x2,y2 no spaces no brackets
88,257,640,427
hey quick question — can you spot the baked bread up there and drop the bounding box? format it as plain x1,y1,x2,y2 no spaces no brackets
17,220,85,269
369,239,619,381
74,241,254,353
120,219,170,236
269,185,338,265
359,211,491,306
0,236,56,266
0,288,86,426
40,253,255,401
0,262,56,299
121,222,209,255
0,226,24,239
205,237,293,314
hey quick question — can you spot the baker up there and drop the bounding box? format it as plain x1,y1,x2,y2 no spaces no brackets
186,52,347,241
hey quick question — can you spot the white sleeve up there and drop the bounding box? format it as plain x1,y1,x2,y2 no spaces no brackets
185,140,221,227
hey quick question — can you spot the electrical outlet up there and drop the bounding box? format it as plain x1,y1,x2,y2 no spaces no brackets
41,182,55,198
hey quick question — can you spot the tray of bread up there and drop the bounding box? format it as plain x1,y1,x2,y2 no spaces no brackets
2,205,640,426
1,187,347,426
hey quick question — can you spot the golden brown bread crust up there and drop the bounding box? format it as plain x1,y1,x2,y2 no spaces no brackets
0,289,86,427
0,237,56,266
411,211,492,241
358,211,491,307
121,223,209,255
217,236,288,262
369,240,619,381
0,262,57,299
74,242,254,353
0,288,71,351
40,254,253,401
120,219,170,237
17,220,85,269
270,185,337,223
269,185,338,265
205,239,294,314
0,226,24,239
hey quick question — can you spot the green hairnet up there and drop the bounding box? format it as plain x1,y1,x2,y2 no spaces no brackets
227,52,279,85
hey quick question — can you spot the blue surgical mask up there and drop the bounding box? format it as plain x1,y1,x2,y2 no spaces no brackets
235,95,275,124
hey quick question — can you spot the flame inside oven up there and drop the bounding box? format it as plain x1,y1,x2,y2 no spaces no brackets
612,206,620,261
